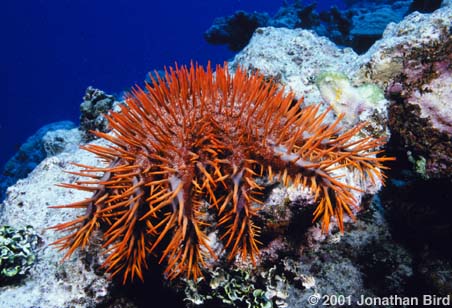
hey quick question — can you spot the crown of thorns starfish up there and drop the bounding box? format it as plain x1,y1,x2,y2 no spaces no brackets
50,63,393,283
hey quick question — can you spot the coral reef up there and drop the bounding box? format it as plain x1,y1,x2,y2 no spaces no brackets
354,4,452,302
348,4,452,177
316,71,389,136
204,0,416,55
0,148,113,308
349,2,410,53
184,266,288,307
199,4,452,305
0,225,39,285
80,86,118,141
1,3,450,307
50,63,391,284
388,40,452,178
204,11,269,51
365,7,452,178
356,5,451,86
184,197,416,308
0,121,76,202
317,6,354,49
42,127,81,157
229,27,391,142
230,27,360,103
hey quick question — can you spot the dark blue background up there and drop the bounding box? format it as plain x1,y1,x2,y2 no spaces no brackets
2,0,342,168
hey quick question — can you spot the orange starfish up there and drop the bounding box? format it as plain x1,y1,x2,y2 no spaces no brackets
50,63,393,283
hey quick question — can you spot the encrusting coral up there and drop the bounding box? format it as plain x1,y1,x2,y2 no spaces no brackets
50,63,392,284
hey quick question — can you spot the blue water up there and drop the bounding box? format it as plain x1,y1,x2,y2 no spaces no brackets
2,0,344,169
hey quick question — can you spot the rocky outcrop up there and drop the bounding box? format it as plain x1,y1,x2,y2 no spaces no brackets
357,6,452,178
0,141,112,308
204,11,270,51
80,86,118,142
0,121,78,202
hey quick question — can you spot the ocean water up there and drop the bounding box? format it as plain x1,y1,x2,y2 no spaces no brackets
2,0,344,169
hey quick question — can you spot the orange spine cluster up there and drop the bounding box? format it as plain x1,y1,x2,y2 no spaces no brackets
50,63,392,283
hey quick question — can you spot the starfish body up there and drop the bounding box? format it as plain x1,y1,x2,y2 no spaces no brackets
50,63,392,283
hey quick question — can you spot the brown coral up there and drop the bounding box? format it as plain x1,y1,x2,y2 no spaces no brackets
50,63,392,283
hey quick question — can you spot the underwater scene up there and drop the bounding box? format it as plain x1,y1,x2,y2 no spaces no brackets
1,0,451,307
